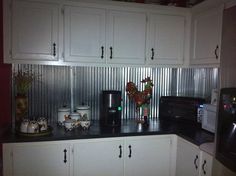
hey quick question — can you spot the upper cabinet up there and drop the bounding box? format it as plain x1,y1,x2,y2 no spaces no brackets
190,5,223,66
3,0,191,66
64,7,146,65
106,10,146,65
64,6,106,63
146,14,185,65
8,0,59,61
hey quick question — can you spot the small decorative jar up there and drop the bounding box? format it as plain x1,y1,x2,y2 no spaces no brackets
27,120,39,133
37,117,48,131
20,119,29,133
69,112,80,121
58,107,70,126
76,105,91,120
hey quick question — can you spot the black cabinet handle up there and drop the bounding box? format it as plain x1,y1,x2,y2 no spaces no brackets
194,155,198,170
202,160,207,175
53,43,56,57
110,47,113,59
101,46,104,59
63,149,67,163
215,45,219,59
151,48,154,60
119,145,122,158
128,145,132,158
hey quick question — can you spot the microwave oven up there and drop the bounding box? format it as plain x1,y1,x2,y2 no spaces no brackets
159,96,205,124
202,104,217,133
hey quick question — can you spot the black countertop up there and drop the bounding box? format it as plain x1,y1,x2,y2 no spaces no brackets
0,119,214,146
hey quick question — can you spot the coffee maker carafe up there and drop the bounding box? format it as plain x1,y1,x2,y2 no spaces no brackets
100,90,122,127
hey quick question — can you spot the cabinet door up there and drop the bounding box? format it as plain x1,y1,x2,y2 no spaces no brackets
200,151,213,176
12,0,59,61
191,6,223,65
176,137,200,176
5,142,70,176
147,14,185,65
107,10,146,64
64,6,106,63
73,138,124,176
125,135,174,176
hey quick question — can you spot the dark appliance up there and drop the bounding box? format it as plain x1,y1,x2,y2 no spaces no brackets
100,90,122,127
216,88,236,172
159,96,205,124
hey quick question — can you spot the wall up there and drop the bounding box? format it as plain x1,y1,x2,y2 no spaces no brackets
0,0,12,175
13,64,218,123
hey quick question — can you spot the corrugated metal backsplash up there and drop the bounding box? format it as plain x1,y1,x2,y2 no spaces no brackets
12,65,218,123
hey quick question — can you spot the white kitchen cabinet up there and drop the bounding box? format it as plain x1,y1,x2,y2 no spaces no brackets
125,135,176,176
10,0,59,61
176,137,213,176
176,137,200,176
3,141,71,176
191,5,223,66
73,135,176,176
106,10,146,65
64,6,106,63
73,138,124,176
64,6,146,65
146,14,185,65
199,151,213,176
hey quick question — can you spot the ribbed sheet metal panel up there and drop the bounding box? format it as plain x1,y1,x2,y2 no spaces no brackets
12,65,218,122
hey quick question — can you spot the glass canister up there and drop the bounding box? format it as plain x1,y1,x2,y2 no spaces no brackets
76,105,91,121
58,107,70,125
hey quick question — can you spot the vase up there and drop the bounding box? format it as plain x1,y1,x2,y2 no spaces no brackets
15,95,28,128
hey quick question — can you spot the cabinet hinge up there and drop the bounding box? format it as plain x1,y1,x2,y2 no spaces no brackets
72,148,74,154
62,52,64,58
9,50,12,56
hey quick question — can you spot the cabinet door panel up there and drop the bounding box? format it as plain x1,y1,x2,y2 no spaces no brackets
73,139,124,176
107,10,146,64
64,6,106,63
191,6,223,65
200,151,213,176
147,14,185,65
12,1,59,60
176,137,200,176
125,136,172,176
11,143,70,176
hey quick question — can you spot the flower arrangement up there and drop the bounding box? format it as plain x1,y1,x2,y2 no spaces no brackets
13,70,39,96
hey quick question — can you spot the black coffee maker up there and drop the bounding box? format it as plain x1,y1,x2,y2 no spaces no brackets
100,90,122,127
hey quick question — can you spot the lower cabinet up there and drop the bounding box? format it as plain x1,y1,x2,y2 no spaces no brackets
3,141,71,176
3,135,176,176
73,138,124,176
3,135,213,176
73,135,176,176
176,137,213,176
124,135,176,176
199,151,213,176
